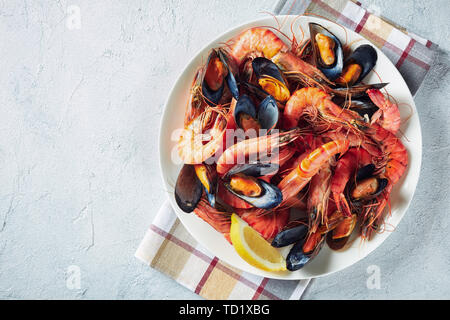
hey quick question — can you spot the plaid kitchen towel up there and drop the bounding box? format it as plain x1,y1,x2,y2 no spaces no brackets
135,201,310,300
135,0,437,300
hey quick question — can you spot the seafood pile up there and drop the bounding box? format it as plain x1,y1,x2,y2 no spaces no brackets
174,22,408,272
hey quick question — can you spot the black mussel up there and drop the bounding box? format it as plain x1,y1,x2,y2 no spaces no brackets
233,94,279,132
234,94,257,129
252,57,290,102
351,176,388,201
327,214,357,250
252,57,285,83
286,234,325,271
217,49,239,100
194,164,217,208
202,50,225,105
286,240,309,271
331,82,388,98
258,96,279,130
175,164,203,213
356,164,376,181
327,232,349,251
337,44,378,86
257,74,290,103
226,162,280,178
309,23,344,81
202,49,239,106
224,174,283,209
272,225,308,248
202,78,224,106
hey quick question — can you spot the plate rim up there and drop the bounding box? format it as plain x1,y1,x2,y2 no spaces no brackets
158,14,422,280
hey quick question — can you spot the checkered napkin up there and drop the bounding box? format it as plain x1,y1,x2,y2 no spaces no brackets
135,0,437,300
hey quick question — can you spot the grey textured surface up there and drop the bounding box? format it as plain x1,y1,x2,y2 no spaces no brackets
0,0,449,299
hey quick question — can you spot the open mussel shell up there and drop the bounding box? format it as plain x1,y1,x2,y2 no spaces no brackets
332,214,357,239
272,225,308,248
175,164,203,213
233,94,279,131
327,214,357,250
326,214,358,250
345,44,378,85
194,164,218,208
217,48,239,100
202,79,224,106
252,57,285,83
224,176,283,209
226,162,280,178
234,94,257,128
252,57,290,102
202,49,225,105
286,235,325,271
202,49,239,106
351,176,388,202
258,76,291,103
327,232,349,251
309,23,344,81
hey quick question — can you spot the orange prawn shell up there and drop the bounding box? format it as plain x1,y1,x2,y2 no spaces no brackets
194,198,232,243
278,139,350,203
237,208,290,240
367,89,401,134
283,87,361,129
370,124,408,185
300,140,350,175
216,129,301,176
230,28,289,65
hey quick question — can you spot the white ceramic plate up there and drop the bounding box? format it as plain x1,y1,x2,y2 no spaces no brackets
158,15,421,279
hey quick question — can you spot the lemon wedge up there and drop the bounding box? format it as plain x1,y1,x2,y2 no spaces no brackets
230,213,287,272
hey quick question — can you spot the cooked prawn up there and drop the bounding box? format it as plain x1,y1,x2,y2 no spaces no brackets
360,124,408,239
307,160,332,231
271,51,333,85
237,207,290,240
194,198,232,243
230,28,289,66
323,128,383,159
283,87,364,130
367,89,401,134
177,109,228,164
278,139,350,204
370,124,408,186
330,148,371,217
216,128,302,176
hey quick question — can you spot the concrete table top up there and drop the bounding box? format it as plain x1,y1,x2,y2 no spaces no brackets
0,0,449,299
